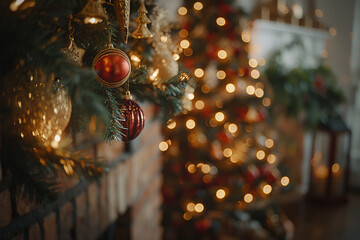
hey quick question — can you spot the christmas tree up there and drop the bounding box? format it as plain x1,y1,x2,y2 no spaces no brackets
162,0,292,239
0,0,190,203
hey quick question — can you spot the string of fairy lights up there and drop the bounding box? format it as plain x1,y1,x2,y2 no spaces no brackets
159,1,291,221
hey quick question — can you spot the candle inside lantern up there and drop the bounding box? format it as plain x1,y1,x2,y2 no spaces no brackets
312,165,328,196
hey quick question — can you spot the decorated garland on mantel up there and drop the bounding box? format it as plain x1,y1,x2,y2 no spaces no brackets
0,0,192,203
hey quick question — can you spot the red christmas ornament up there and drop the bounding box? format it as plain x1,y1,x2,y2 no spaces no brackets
237,106,249,120
263,166,281,184
92,45,131,88
119,91,145,142
216,131,231,145
244,165,260,184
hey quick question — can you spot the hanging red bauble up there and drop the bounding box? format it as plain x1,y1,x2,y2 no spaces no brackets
216,131,231,145
118,91,145,142
244,165,260,184
262,166,281,184
92,44,131,88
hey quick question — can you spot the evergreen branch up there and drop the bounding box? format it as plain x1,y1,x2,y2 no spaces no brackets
102,88,125,142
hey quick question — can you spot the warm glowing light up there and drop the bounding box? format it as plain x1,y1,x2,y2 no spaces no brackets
223,148,233,158
216,70,226,79
187,202,195,212
228,123,238,133
201,84,211,93
215,112,225,122
193,2,203,10
173,54,180,61
51,134,62,148
216,17,226,26
178,6,188,15
159,141,169,151
281,176,290,186
262,97,271,107
54,134,61,142
315,9,323,18
246,85,255,95
251,69,260,79
167,121,176,129
183,212,192,220
187,93,195,100
186,119,196,129
226,83,236,93
216,189,226,199
187,163,196,173
180,39,190,49
194,68,205,78
255,88,264,98
194,203,204,213
160,35,168,43
244,193,253,203
256,150,266,160
195,100,205,110
150,69,159,81
263,184,272,194
258,58,266,66
241,31,251,43
332,163,341,173
249,58,258,68
131,55,141,63
217,50,227,59
230,154,240,163
203,174,212,183
267,154,276,164
184,48,193,56
329,27,337,36
10,0,25,11
179,29,189,38
201,164,211,174
265,139,274,148
84,17,102,24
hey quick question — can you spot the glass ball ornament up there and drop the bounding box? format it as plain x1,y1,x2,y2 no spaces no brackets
118,91,145,142
11,72,72,147
92,44,131,88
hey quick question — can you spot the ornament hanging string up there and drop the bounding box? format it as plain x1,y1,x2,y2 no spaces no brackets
107,20,112,47
68,15,74,40
62,14,85,65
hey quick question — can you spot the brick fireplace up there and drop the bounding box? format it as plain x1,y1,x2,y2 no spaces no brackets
0,103,163,240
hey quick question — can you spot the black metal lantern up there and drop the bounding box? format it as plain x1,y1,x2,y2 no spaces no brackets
307,115,351,203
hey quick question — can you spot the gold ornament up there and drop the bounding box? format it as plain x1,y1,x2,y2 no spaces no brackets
62,19,85,66
9,70,72,148
131,0,153,39
78,0,108,24
114,0,130,44
62,38,85,65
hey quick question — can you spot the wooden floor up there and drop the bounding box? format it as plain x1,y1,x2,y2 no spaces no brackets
282,192,360,240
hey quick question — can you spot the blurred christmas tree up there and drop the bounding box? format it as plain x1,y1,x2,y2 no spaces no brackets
162,0,292,239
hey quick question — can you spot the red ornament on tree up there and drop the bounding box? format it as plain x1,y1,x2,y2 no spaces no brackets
119,91,145,142
92,44,131,88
